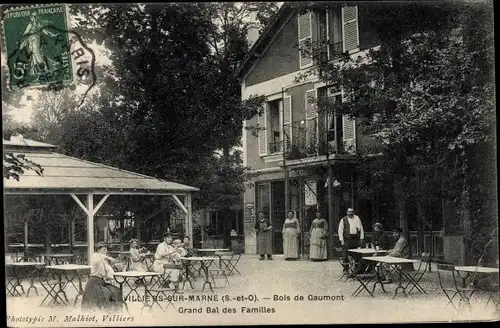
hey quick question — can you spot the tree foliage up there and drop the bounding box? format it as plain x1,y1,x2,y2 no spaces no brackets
300,1,495,262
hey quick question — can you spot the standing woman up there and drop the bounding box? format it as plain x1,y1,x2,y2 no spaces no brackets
81,242,123,312
282,211,300,260
254,212,273,260
309,211,328,261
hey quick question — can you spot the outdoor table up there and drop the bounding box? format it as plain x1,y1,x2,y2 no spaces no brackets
198,249,230,268
180,257,218,292
43,254,74,266
45,264,91,306
113,271,160,314
5,262,45,297
363,256,419,298
348,248,387,275
454,266,500,288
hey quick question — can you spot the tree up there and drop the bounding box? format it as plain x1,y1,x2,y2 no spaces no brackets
300,1,495,262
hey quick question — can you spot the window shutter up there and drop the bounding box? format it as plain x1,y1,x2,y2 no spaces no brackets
305,89,318,155
283,96,292,150
341,91,356,153
342,6,359,53
258,105,267,156
298,12,313,68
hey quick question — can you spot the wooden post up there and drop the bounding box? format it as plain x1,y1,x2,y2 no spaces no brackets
87,193,94,264
185,193,193,244
24,218,29,254
327,165,334,259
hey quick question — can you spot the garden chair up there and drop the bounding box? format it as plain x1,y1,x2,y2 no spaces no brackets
39,268,68,306
219,251,242,276
437,263,476,311
142,263,182,313
403,252,430,294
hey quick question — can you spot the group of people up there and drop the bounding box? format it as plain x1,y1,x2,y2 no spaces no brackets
255,207,412,281
255,209,330,261
81,232,192,312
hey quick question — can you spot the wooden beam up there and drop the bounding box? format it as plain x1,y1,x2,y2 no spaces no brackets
71,194,90,215
172,195,188,214
93,194,110,215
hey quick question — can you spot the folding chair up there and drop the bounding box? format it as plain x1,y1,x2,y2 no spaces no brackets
437,264,476,311
351,270,378,297
219,251,241,276
209,257,231,289
403,252,430,294
39,268,68,306
338,258,350,282
142,263,181,313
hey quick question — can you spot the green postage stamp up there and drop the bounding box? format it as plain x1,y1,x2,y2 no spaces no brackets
2,3,73,89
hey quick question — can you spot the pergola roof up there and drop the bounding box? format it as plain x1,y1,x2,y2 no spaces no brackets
3,138,198,195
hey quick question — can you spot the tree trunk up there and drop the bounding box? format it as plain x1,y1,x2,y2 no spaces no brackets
395,176,410,247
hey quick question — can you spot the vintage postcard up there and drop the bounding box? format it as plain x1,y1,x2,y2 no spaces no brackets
2,1,498,326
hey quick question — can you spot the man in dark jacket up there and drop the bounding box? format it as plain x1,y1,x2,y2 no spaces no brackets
382,228,413,283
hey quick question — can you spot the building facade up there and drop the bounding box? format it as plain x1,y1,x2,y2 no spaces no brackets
238,3,444,259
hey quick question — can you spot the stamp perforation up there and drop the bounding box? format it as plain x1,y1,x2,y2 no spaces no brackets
1,3,73,91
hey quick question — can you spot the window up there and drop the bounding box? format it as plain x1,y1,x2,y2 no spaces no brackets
317,8,343,61
268,99,282,154
318,86,343,153
207,210,244,236
317,10,329,62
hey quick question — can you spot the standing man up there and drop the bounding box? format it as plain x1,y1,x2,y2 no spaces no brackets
338,208,365,272
255,211,273,260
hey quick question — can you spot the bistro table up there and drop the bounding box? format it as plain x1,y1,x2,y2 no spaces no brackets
113,271,160,314
198,249,230,268
348,248,387,275
5,262,46,297
43,254,74,266
180,257,218,292
454,266,500,288
44,264,91,306
363,256,419,298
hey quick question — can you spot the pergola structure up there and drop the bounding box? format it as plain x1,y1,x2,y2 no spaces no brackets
3,137,198,262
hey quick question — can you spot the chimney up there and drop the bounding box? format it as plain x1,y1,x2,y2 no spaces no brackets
247,11,260,48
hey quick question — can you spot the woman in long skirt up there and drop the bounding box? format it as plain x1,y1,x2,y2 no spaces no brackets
309,211,328,261
282,211,300,260
255,212,273,260
129,238,148,271
81,242,123,313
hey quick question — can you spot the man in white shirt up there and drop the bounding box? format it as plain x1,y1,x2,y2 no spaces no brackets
338,208,365,272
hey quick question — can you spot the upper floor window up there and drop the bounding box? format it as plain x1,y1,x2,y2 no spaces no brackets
268,99,282,154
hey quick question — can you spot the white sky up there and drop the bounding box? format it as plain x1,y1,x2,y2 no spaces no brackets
4,3,283,124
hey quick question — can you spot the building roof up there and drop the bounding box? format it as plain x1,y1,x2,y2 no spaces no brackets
3,137,57,149
235,2,297,79
3,138,198,195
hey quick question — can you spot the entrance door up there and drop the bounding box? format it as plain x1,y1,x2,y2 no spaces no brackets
271,181,285,254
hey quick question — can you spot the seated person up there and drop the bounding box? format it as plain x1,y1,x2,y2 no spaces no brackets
129,238,148,272
81,242,123,312
181,236,193,257
172,239,188,258
371,222,389,250
153,232,183,292
381,228,413,283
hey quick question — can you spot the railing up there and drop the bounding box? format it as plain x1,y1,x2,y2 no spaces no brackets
269,141,282,154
